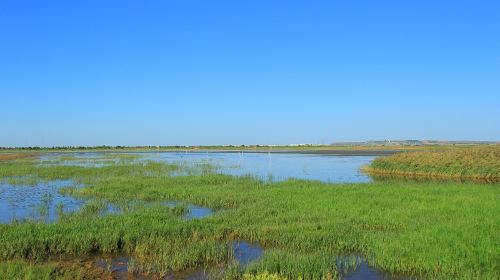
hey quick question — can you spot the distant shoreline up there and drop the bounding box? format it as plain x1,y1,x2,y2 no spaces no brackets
0,148,403,156
160,149,402,156
3,144,497,157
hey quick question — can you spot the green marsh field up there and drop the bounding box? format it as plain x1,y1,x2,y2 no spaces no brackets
0,147,499,279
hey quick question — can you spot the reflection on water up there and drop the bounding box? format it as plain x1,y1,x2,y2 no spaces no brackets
0,178,215,224
39,153,128,168
95,240,264,280
141,152,376,183
96,255,209,280
36,152,376,183
232,241,264,266
164,201,213,219
0,179,84,223
337,255,413,280
95,256,134,279
94,201,261,279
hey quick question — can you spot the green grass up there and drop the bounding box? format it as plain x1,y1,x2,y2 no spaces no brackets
365,145,500,182
0,259,108,280
0,155,499,279
0,261,55,280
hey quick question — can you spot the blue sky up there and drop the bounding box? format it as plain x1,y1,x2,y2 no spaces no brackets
1,1,499,146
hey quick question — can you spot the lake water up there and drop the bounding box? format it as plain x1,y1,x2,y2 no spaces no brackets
140,152,376,183
0,179,85,223
39,152,376,183
3,153,375,223
0,179,213,224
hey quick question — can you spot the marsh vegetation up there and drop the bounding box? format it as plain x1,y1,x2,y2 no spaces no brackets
0,150,498,279
365,145,500,182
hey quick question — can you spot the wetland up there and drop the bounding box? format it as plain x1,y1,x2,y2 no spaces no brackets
0,147,498,279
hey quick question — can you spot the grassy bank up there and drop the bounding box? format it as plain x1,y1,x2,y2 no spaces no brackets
364,145,500,182
0,155,499,279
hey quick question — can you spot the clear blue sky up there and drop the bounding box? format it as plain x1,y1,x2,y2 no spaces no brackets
1,1,499,147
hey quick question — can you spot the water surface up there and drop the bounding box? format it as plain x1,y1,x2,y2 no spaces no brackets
95,240,264,280
164,201,213,219
37,152,376,183
0,179,84,223
337,255,412,280
141,152,375,183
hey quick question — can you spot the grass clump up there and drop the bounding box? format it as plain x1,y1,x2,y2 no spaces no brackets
242,271,289,280
365,145,500,182
245,250,338,279
0,259,108,280
0,260,55,280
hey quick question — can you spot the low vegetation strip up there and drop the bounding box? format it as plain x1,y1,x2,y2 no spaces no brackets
0,153,37,161
364,146,500,182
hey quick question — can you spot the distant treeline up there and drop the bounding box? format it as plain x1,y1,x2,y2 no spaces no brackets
0,145,308,150
1,143,495,150
0,146,183,150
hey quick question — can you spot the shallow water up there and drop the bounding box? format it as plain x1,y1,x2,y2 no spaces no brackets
141,152,375,183
164,201,213,219
95,244,410,280
0,178,214,224
0,179,85,223
232,241,264,266
337,255,412,280
2,152,400,279
37,152,375,183
38,152,123,168
95,241,264,280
